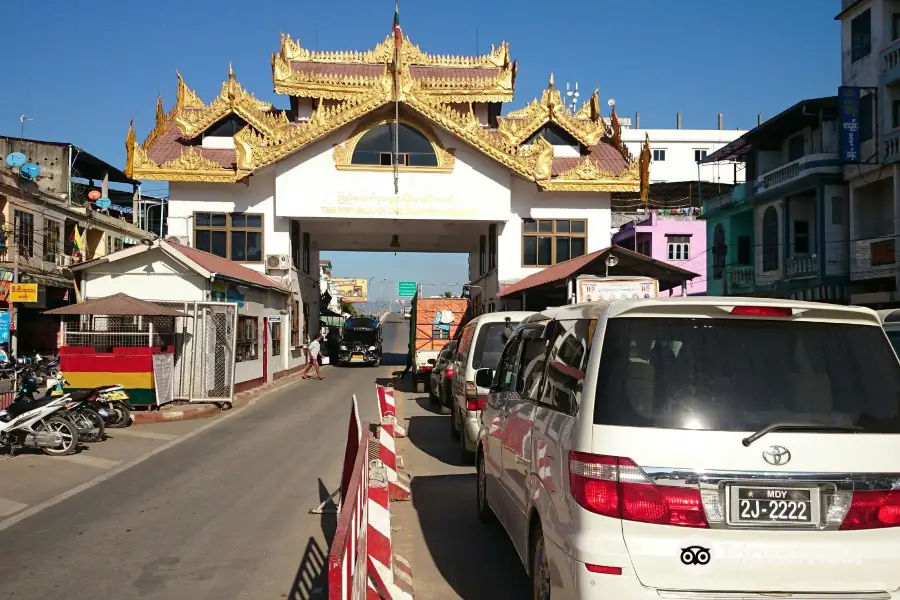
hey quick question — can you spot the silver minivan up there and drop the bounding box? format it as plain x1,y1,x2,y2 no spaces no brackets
448,311,533,464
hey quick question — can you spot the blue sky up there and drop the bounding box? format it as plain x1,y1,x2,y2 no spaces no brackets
0,0,840,302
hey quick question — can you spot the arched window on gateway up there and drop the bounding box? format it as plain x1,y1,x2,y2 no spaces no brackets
351,122,438,167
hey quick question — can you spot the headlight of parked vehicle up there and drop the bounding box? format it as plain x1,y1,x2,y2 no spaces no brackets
340,345,348,351
368,346,376,351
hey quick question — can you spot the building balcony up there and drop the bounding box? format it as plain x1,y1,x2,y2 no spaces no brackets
729,266,755,290
884,128,900,165
701,183,749,217
785,254,819,279
882,37,900,86
851,236,897,281
752,153,842,197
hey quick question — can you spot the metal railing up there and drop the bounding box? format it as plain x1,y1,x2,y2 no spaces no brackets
729,266,754,288
785,254,819,278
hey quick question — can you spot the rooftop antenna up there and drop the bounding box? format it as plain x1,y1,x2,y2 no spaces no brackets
565,82,579,113
19,114,33,140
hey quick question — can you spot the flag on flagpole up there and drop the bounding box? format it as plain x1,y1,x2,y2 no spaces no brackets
393,0,401,49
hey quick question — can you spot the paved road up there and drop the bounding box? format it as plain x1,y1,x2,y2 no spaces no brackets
0,315,409,600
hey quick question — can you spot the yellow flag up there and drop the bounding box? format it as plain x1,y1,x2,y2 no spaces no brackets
73,225,85,252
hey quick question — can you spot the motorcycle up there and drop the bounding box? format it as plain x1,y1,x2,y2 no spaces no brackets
15,368,105,443
0,395,80,456
46,372,131,429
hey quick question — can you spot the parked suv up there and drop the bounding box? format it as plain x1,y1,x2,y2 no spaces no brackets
476,297,900,599
429,340,457,406
448,311,533,464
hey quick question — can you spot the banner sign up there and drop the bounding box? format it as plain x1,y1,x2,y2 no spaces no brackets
332,278,368,303
839,86,861,164
9,283,38,303
0,311,9,344
575,277,659,304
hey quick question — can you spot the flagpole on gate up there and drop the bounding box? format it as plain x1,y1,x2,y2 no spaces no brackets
393,0,401,196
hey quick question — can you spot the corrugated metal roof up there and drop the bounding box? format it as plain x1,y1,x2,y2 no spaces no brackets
44,292,188,316
164,241,287,291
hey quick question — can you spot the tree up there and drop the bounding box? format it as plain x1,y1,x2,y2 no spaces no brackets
442,290,454,298
340,301,358,316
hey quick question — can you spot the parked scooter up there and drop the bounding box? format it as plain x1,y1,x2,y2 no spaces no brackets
0,395,79,456
15,368,105,443
46,372,132,429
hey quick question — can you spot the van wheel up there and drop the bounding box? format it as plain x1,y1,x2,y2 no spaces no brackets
449,405,460,440
476,450,495,524
530,522,551,600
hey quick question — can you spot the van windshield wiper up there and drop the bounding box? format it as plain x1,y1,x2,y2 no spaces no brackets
741,422,864,447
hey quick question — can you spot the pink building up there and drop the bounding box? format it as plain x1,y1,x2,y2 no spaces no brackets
611,209,706,296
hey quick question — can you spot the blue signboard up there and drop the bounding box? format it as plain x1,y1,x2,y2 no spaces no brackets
0,311,10,345
95,197,112,209
839,86,861,164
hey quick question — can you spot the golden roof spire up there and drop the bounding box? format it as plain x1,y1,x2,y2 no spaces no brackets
125,120,136,178
226,63,239,103
174,70,204,113
155,92,165,124
640,133,652,201
549,73,554,89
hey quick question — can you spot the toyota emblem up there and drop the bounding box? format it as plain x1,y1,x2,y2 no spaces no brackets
762,445,791,466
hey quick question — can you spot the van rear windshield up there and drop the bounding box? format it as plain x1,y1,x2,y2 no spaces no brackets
594,318,900,433
472,322,514,371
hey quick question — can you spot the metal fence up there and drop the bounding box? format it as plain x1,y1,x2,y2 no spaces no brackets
155,302,237,403
61,314,179,349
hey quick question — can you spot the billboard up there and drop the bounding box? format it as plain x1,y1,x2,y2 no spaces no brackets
332,278,368,303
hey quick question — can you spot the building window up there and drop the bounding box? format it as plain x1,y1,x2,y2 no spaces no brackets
793,220,810,254
488,224,498,270
302,302,310,342
270,320,282,356
637,239,651,256
652,149,666,162
737,235,751,265
351,122,438,167
851,8,872,63
291,299,301,346
893,13,900,41
205,115,245,138
712,224,726,280
860,94,874,142
43,219,60,262
14,210,34,259
788,135,805,162
893,100,900,130
762,206,779,272
106,235,124,255
290,220,301,270
302,232,310,274
694,149,707,162
522,219,587,267
194,212,263,262
236,315,259,362
667,235,691,260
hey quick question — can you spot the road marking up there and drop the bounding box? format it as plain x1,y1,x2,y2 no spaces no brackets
0,389,268,534
0,498,28,518
56,454,122,469
108,429,177,441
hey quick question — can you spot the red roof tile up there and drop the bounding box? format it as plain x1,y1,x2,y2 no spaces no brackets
290,62,385,78
410,66,501,79
145,124,235,169
164,241,287,291
497,250,605,298
551,144,630,177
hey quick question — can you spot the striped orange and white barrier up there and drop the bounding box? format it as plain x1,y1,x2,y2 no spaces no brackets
367,461,413,600
375,385,411,502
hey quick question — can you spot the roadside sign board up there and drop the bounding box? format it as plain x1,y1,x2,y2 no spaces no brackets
9,283,38,303
0,311,9,343
398,281,417,298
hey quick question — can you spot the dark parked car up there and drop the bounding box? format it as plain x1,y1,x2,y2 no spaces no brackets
337,317,382,367
429,340,458,406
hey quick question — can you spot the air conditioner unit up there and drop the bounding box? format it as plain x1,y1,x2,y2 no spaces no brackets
266,254,290,273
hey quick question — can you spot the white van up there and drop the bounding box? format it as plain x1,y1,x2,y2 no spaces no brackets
476,297,900,599
448,311,533,464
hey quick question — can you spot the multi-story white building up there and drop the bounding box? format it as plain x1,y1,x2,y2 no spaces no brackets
838,0,900,306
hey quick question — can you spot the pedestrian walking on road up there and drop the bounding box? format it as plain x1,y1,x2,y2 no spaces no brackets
401,342,413,379
302,334,325,380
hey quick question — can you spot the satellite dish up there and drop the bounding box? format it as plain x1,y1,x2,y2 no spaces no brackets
20,163,40,179
438,310,455,324
87,190,102,201
608,98,616,107
5,152,26,168
95,197,112,209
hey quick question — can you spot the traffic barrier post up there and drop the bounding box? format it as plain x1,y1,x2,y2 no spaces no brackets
375,385,411,502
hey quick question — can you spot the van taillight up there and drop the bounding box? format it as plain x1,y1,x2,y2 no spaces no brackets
840,490,900,530
466,397,486,411
568,452,708,528
730,306,792,317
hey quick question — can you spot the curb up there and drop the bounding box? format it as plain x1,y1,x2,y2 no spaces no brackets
132,368,320,425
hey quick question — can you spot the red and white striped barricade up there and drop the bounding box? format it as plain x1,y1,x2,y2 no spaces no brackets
329,395,370,600
367,461,414,600
376,385,406,438
375,385,411,502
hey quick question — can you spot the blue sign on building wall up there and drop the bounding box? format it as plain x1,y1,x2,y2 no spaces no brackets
0,311,10,344
839,86,861,164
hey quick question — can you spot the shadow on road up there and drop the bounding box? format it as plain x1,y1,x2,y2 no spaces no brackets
406,415,459,466
410,473,529,599
380,352,407,367
414,395,444,415
287,478,338,600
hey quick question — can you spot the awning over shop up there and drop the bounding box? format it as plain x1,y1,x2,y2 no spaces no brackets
497,246,699,312
319,306,344,327
44,292,188,317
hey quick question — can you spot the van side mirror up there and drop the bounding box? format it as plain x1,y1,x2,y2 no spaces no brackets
427,358,436,366
475,368,494,388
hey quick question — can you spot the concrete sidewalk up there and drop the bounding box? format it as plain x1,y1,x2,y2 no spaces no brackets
389,377,529,600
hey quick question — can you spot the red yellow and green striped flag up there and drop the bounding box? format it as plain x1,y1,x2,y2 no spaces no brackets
393,0,401,49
